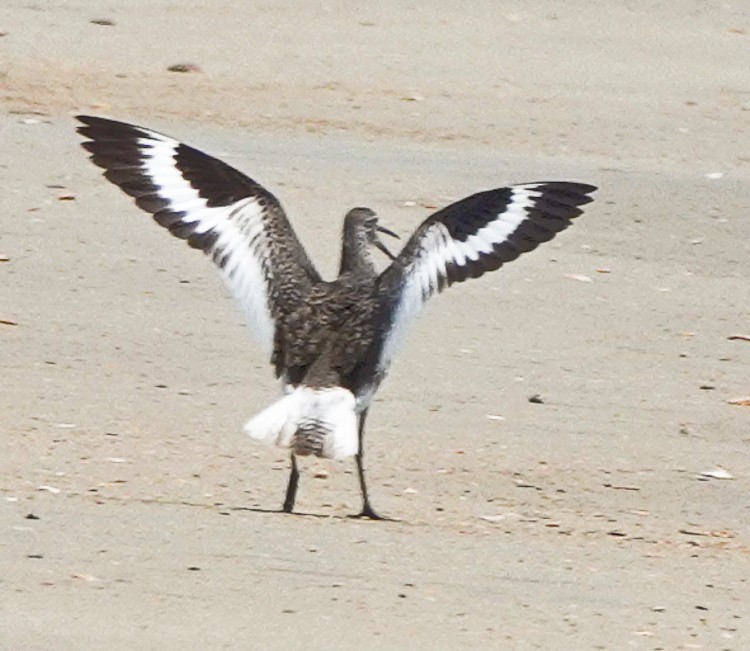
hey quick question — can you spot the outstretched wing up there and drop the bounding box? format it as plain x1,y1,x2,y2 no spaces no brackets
76,115,321,358
376,181,596,370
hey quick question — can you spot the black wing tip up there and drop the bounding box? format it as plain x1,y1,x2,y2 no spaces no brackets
75,114,131,129
76,114,116,135
529,181,598,203
76,114,99,141
530,181,597,191
75,114,98,126
75,115,154,145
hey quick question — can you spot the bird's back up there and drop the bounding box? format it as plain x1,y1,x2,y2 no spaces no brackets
274,272,382,391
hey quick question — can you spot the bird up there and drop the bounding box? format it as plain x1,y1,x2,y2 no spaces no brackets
76,115,596,520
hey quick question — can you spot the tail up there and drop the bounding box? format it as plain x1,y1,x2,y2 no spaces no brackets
243,387,358,459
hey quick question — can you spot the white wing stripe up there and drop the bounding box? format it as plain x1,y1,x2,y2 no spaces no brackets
380,272,424,373
209,203,276,350
158,192,203,208
434,189,538,272
137,135,278,352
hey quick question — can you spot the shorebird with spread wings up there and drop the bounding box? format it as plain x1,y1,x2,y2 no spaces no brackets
77,115,596,519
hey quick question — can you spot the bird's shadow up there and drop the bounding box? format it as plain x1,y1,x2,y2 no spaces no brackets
228,505,399,522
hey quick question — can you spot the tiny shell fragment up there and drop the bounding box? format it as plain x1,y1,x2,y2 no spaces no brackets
71,573,100,581
698,467,734,480
564,273,593,283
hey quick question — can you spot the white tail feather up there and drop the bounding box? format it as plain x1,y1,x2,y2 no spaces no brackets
243,387,358,459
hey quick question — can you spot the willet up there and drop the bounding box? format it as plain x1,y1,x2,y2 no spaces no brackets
77,115,596,519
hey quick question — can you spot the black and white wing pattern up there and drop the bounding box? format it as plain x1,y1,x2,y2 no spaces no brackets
376,182,596,369
76,115,321,357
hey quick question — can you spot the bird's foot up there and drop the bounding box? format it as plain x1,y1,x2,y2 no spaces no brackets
349,504,393,521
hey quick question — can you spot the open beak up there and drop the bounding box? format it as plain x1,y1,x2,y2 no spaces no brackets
375,225,400,261
377,225,400,240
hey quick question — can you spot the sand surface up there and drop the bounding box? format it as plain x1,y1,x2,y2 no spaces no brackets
1,1,749,649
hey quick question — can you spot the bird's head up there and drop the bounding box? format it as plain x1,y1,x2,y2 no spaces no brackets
344,207,400,261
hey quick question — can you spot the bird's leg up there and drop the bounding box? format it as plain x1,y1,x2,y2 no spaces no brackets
282,453,299,513
353,409,383,520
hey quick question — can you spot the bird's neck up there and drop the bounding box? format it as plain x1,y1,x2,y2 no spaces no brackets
339,230,376,277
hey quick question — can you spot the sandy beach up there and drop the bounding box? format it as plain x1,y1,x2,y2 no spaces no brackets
1,1,749,649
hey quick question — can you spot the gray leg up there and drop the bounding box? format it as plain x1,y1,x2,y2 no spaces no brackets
282,453,299,513
353,409,382,520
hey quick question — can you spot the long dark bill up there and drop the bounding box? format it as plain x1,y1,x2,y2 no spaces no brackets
376,225,400,260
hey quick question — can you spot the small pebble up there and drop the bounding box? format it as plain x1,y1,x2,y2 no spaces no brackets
167,63,203,73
